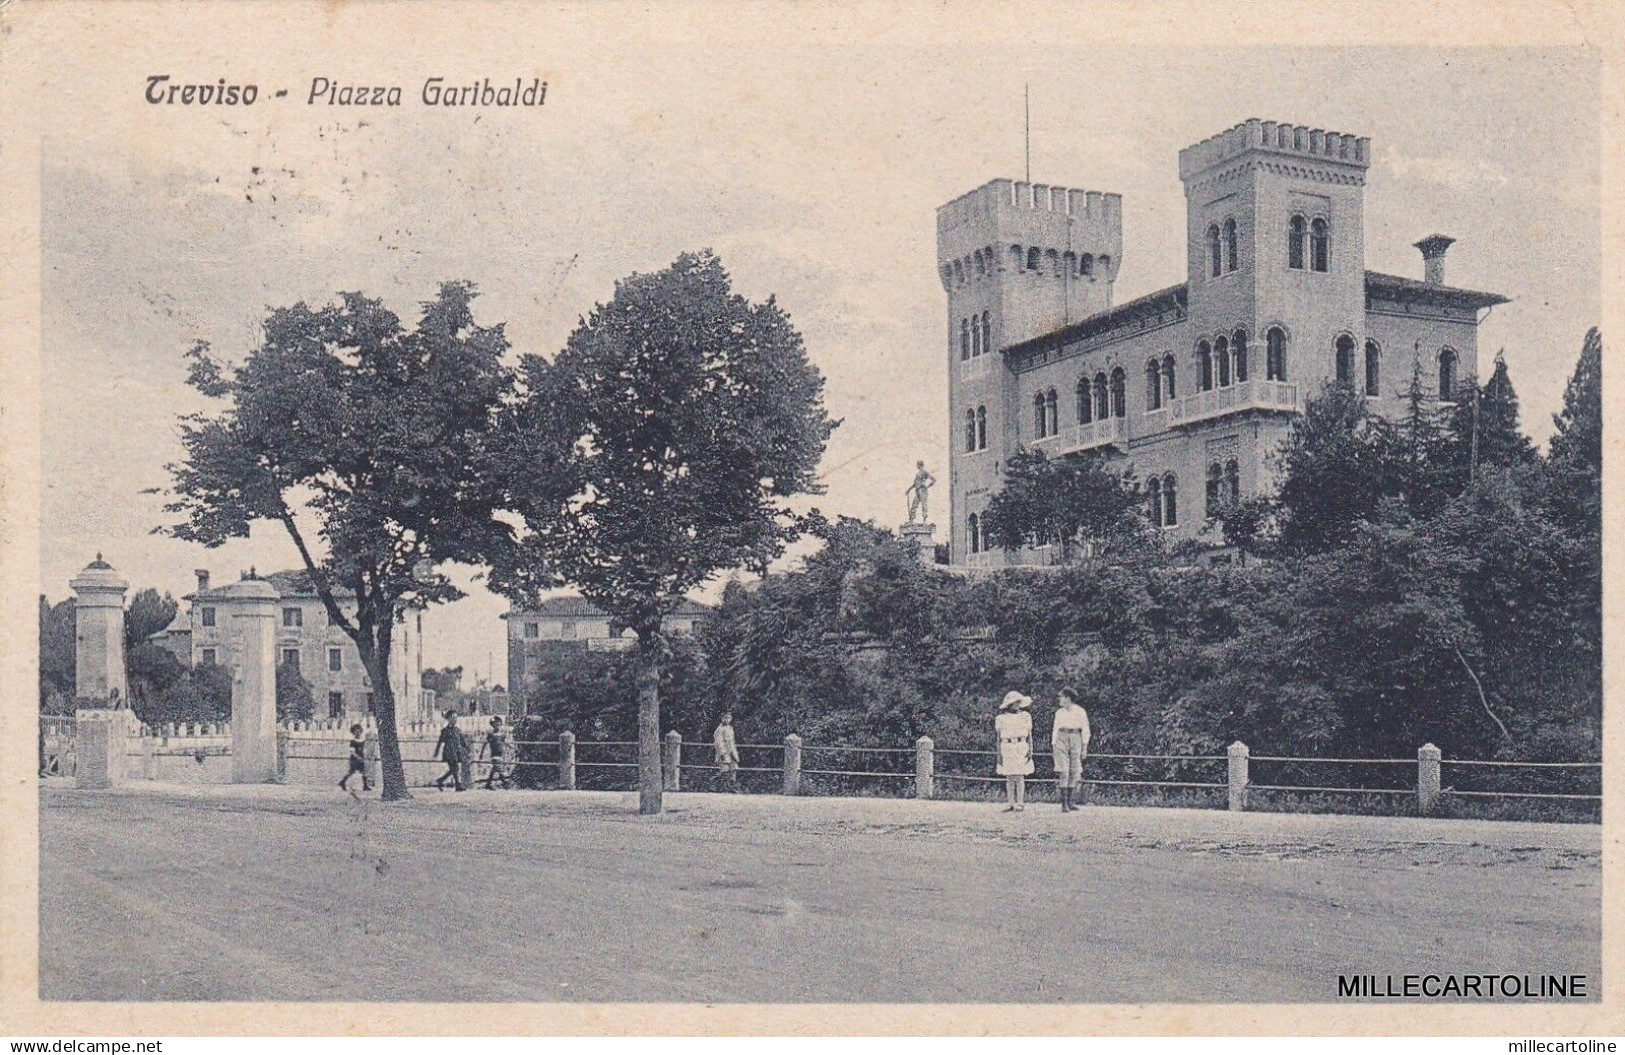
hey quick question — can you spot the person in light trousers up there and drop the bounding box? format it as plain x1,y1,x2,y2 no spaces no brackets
995,690,1034,811
1050,686,1091,812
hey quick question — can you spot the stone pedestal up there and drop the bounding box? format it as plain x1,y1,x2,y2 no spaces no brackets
73,710,120,789
70,556,129,706
899,521,938,566
224,578,281,783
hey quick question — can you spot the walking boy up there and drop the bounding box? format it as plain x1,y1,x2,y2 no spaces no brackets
433,711,471,791
481,715,514,790
339,723,372,792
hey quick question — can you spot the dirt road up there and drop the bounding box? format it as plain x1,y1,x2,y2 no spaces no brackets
38,783,1600,1002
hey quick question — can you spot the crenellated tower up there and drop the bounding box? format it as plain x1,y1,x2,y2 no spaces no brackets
937,179,1122,564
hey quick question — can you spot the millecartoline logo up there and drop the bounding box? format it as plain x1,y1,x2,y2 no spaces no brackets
1336,974,1591,999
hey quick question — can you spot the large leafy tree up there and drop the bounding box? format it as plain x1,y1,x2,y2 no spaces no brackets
981,448,1152,563
492,251,835,814
124,588,184,714
160,283,517,800
1445,355,1536,483
38,596,76,712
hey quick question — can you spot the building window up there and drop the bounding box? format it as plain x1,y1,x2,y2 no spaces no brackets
1365,340,1381,397
201,607,216,628
974,249,985,276
1110,368,1126,418
282,607,302,628
1045,389,1058,437
968,513,981,554
1225,459,1241,504
1033,393,1047,438
1438,348,1458,402
1162,354,1177,402
1288,215,1306,270
972,318,983,358
980,312,991,355
1310,218,1330,272
1224,218,1239,273
328,691,344,718
1233,331,1249,383
329,647,343,672
201,648,217,666
1146,359,1162,411
1026,247,1041,271
1080,253,1094,277
560,620,577,639
964,409,977,452
960,319,970,361
1094,373,1110,422
1077,376,1093,424
1207,223,1222,278
281,648,300,671
1266,327,1288,381
1206,463,1223,518
524,621,540,639
1147,477,1163,527
976,405,987,450
1198,340,1214,392
1162,474,1178,527
1335,334,1356,386
1215,335,1231,387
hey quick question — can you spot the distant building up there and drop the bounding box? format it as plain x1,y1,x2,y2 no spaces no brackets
504,596,710,699
169,568,431,723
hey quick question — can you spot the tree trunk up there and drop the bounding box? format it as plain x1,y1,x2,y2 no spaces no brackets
635,628,663,815
356,624,411,802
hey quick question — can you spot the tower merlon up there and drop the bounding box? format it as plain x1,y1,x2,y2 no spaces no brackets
1178,118,1371,182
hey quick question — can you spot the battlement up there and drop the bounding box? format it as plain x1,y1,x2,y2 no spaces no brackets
938,178,1121,235
1178,119,1370,182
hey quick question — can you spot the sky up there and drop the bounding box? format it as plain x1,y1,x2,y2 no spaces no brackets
38,21,1600,680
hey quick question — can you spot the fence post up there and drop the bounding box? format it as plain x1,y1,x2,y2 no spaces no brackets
1418,743,1441,815
782,733,802,796
558,730,576,791
1227,741,1249,811
915,736,935,800
663,731,682,792
274,728,289,784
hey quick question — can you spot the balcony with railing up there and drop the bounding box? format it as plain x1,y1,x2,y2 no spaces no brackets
1169,379,1300,427
957,354,996,382
1032,414,1129,455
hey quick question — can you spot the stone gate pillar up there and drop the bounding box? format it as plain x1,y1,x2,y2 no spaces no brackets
70,554,128,706
224,577,281,782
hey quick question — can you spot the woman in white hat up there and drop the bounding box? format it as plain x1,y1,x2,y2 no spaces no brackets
994,690,1034,812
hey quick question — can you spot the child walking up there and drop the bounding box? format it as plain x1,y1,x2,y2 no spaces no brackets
339,723,371,792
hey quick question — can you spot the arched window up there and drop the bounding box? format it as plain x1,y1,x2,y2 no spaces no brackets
1033,393,1047,438
1224,218,1239,273
976,405,987,450
1045,388,1059,437
980,312,991,355
1162,354,1177,401
1076,376,1093,424
1215,335,1231,387
1288,215,1306,270
968,513,981,554
1266,327,1287,381
1207,224,1222,278
1110,368,1126,418
964,409,976,452
1198,340,1214,392
1232,330,1249,383
974,249,985,276
1097,255,1112,277
1439,348,1458,402
1224,459,1241,504
1205,462,1223,518
960,318,969,361
1335,334,1356,386
1080,253,1094,277
1363,340,1380,396
1310,218,1329,272
1094,373,1110,422
1146,477,1163,528
1009,245,1023,271
1162,473,1178,527
1045,249,1059,275
1146,359,1162,410
970,318,981,358
953,260,965,285
1026,246,1041,271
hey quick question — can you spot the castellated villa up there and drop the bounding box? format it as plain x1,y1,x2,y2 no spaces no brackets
939,118,1508,566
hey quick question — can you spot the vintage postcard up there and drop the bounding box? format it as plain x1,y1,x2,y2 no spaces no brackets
1,0,1621,1038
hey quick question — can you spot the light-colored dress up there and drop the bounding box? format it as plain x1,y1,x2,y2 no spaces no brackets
995,710,1034,776
713,722,740,772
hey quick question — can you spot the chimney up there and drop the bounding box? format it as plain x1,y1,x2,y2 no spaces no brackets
194,569,211,593
1414,234,1455,286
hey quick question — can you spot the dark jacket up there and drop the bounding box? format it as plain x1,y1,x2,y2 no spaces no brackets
435,724,471,763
